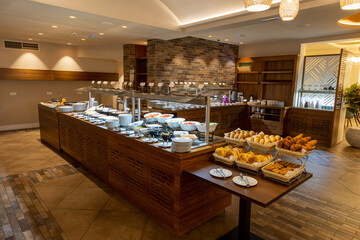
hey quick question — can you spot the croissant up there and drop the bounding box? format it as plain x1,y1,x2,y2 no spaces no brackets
307,140,318,146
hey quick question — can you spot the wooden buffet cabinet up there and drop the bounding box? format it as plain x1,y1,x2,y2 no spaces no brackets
39,105,231,235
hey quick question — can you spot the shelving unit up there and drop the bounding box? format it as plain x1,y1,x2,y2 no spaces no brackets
235,55,298,106
135,45,147,89
248,105,289,135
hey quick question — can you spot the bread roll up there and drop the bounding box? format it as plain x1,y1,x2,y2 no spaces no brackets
260,139,265,144
255,137,260,143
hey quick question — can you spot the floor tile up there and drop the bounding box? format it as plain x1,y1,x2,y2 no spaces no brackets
81,211,146,240
51,209,98,240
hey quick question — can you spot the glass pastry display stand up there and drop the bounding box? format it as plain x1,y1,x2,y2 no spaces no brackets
76,86,215,145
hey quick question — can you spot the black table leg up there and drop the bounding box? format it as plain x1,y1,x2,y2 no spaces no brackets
217,198,263,240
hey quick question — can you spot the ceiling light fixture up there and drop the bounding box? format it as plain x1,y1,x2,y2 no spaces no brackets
121,25,128,29
245,0,272,12
99,33,105,35
67,43,72,45
225,39,229,41
340,0,360,10
208,35,212,38
81,38,86,41
279,0,299,21
69,16,76,19
28,38,33,41
239,42,244,45
38,33,44,35
52,25,58,28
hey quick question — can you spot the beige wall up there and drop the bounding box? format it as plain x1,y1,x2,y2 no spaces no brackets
0,40,121,131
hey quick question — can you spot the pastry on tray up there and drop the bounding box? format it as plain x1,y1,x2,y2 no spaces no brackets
277,134,317,152
263,160,302,176
248,132,281,145
224,129,256,140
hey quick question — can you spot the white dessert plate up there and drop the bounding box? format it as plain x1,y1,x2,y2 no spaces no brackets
232,176,258,187
156,142,172,148
210,168,232,178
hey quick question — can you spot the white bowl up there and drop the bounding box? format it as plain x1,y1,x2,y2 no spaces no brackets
196,122,218,133
59,106,73,113
105,117,120,129
179,121,199,131
144,112,162,123
180,134,198,143
156,114,174,123
166,118,185,129
128,120,144,129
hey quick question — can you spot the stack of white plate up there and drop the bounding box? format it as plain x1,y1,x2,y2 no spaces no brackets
72,102,87,111
171,138,192,153
59,106,73,112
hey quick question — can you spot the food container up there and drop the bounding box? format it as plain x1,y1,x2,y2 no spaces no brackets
174,131,189,137
171,138,193,153
155,102,166,109
105,117,120,129
144,112,162,123
179,121,199,131
72,102,87,112
156,114,174,123
196,122,218,133
165,118,185,129
180,134,198,143
59,106,73,113
128,120,144,129
261,159,305,183
118,113,132,127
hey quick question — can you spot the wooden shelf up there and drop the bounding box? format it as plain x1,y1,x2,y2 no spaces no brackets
136,73,147,75
248,104,288,110
236,81,259,84
250,112,281,117
136,57,147,60
298,89,336,94
262,71,293,74
261,81,292,85
236,71,260,74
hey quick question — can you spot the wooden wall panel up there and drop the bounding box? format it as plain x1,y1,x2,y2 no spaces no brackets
0,68,118,81
38,105,60,151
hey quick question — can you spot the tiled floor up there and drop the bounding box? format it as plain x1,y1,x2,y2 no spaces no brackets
1,129,360,240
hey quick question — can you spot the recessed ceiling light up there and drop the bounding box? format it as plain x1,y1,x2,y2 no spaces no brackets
52,25,58,28
99,32,105,35
28,38,33,40
208,35,212,38
38,33,44,35
225,39,229,41
69,16,76,19
67,43,72,45
239,42,244,45
81,38,86,41
121,25,128,29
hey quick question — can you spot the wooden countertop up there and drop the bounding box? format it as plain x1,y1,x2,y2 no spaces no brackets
185,162,312,207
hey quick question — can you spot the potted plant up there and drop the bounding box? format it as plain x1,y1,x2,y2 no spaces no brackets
344,83,360,148
344,83,360,125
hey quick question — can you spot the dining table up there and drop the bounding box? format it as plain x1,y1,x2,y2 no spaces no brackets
184,162,312,240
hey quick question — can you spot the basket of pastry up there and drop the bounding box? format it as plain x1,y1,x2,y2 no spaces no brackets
262,160,304,183
235,150,274,172
276,134,317,159
224,129,256,146
247,132,282,151
213,146,247,166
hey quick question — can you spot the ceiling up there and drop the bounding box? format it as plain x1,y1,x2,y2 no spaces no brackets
0,0,358,47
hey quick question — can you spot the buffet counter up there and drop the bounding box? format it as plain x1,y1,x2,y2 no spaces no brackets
38,104,231,235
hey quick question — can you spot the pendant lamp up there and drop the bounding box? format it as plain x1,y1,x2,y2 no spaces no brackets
279,0,299,21
340,0,360,10
244,0,272,12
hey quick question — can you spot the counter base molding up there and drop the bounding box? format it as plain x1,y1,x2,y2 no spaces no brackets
54,111,231,235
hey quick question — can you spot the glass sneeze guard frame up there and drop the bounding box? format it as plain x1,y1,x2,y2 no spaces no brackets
76,86,214,144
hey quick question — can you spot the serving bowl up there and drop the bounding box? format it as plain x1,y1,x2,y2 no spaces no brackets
144,112,162,123
171,137,193,153
165,118,185,129
180,134,198,143
179,121,199,131
105,117,120,129
196,122,218,133
156,114,174,123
